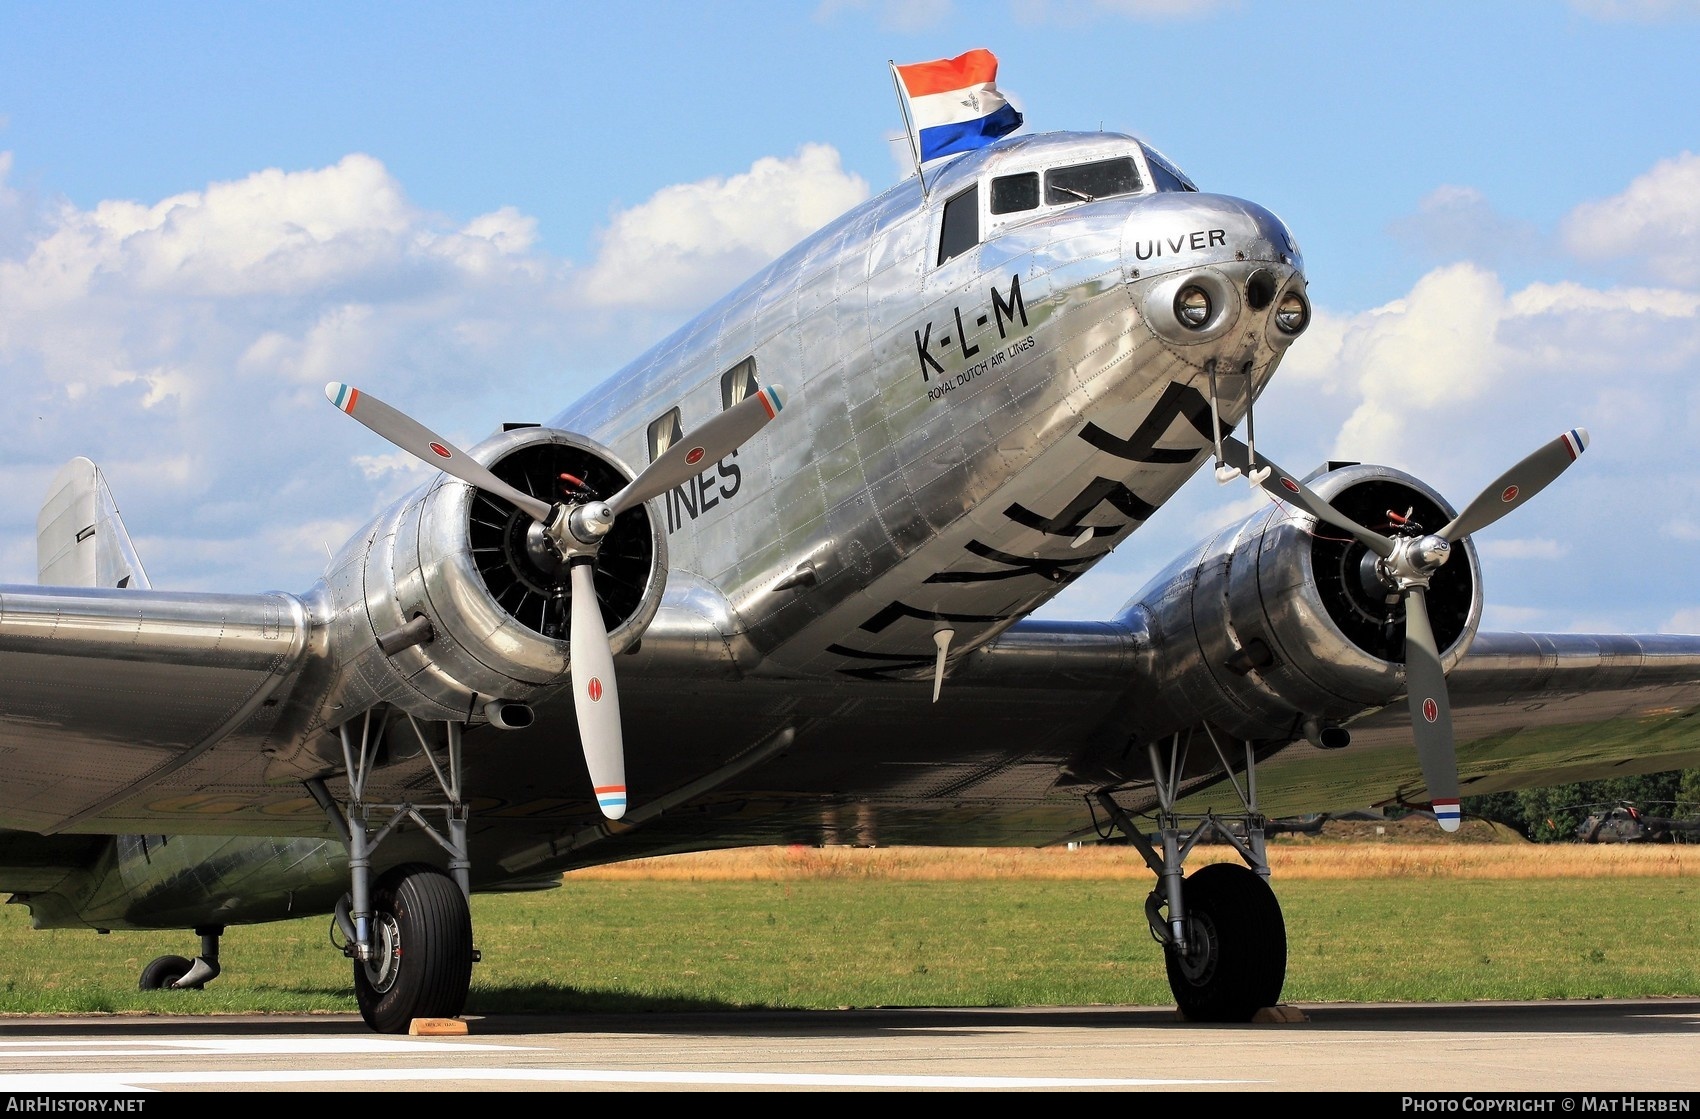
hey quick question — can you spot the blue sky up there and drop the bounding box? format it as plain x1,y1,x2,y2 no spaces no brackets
2,0,1698,635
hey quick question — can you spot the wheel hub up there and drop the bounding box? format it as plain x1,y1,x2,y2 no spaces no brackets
361,911,403,994
1172,910,1221,985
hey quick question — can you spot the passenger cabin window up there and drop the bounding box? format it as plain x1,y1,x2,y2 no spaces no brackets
1045,157,1141,205
937,184,979,264
720,356,758,410
990,172,1039,215
647,408,682,462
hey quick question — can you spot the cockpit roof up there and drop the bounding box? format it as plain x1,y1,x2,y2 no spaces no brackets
919,129,1196,200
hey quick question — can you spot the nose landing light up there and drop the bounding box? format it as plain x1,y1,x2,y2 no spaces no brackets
1176,285,1212,329
1275,290,1310,335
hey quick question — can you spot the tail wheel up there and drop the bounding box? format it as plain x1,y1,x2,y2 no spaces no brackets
1163,862,1286,1022
353,863,473,1033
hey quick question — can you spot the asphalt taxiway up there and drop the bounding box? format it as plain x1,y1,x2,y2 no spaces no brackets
0,1000,1697,1093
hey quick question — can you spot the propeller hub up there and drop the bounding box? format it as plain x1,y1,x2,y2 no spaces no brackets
565,501,616,549
1413,534,1451,572
1384,534,1452,587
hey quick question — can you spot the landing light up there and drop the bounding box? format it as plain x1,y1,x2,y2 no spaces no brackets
1275,291,1309,335
1175,285,1212,329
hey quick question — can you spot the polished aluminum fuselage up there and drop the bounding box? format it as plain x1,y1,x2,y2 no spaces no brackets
555,132,1304,676
6,131,1700,931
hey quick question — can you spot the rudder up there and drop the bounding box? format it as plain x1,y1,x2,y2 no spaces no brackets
36,457,152,589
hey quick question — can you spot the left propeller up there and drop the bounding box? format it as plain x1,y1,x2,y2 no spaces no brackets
1222,428,1589,830
325,380,785,819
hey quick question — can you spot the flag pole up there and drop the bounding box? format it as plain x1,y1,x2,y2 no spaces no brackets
888,61,928,198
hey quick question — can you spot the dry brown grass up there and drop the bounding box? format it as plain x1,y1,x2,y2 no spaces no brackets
569,841,1700,882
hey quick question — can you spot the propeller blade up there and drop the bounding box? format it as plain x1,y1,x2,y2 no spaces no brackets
325,382,555,523
569,559,626,820
1438,428,1589,542
1220,435,1395,557
1402,585,1461,832
608,386,784,516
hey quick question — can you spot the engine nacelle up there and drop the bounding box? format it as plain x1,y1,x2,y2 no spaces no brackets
1124,462,1482,746
320,425,666,728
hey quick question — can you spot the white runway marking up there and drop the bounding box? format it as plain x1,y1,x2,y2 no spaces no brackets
0,1038,528,1057
0,1068,1257,1090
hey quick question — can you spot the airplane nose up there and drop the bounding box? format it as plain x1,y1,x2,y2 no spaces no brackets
1123,192,1302,278
1124,192,1309,351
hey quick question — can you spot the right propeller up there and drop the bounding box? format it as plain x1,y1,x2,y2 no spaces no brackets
1222,428,1590,830
325,381,784,820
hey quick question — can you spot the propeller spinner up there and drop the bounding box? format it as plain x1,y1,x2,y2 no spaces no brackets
1223,428,1589,831
325,380,784,819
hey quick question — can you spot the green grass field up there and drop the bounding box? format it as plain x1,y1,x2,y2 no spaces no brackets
1,854,1696,1017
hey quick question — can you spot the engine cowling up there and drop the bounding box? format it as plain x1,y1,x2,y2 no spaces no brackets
322,425,667,727
1125,461,1483,746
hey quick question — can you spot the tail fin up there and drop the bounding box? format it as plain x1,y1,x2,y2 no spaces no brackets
36,458,152,589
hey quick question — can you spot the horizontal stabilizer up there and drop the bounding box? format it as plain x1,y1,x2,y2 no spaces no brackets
37,458,152,590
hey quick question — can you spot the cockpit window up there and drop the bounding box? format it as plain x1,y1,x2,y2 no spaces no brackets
1142,145,1198,192
937,183,979,264
1145,160,1190,192
990,172,1039,215
1045,157,1141,205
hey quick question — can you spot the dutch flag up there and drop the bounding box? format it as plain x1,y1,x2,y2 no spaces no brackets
894,49,1024,163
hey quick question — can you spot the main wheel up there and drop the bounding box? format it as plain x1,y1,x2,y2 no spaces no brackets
139,954,196,990
1162,862,1286,1022
353,863,474,1033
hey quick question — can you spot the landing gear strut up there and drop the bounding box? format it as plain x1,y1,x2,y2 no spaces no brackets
138,925,223,991
309,708,478,1033
1093,725,1288,1022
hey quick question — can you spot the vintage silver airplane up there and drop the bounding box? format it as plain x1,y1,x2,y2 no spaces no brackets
5,126,1699,1032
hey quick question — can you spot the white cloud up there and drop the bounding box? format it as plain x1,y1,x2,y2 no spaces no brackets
1479,604,1551,629
1386,184,1547,269
1013,0,1235,21
814,0,953,29
1561,152,1700,287
1476,538,1569,560
1323,263,1509,464
577,144,868,309
1569,0,1700,20
0,146,865,591
5,155,418,304
1661,607,1700,634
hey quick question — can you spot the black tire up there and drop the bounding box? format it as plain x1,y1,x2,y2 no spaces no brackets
138,954,196,991
1162,862,1286,1022
353,863,474,1033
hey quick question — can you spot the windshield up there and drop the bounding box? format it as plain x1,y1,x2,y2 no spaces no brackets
1140,143,1197,192
1045,157,1141,205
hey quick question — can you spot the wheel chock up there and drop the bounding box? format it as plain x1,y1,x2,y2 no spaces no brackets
1252,1005,1308,1023
408,1017,469,1036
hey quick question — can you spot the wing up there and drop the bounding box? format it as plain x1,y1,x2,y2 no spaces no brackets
0,584,316,836
1211,630,1700,821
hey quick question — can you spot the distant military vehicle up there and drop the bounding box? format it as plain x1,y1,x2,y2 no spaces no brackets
1574,802,1700,843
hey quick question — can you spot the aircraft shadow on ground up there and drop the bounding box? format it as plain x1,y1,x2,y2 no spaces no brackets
0,998,1693,1040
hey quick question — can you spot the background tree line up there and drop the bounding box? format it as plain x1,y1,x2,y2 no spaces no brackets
1460,768,1700,841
